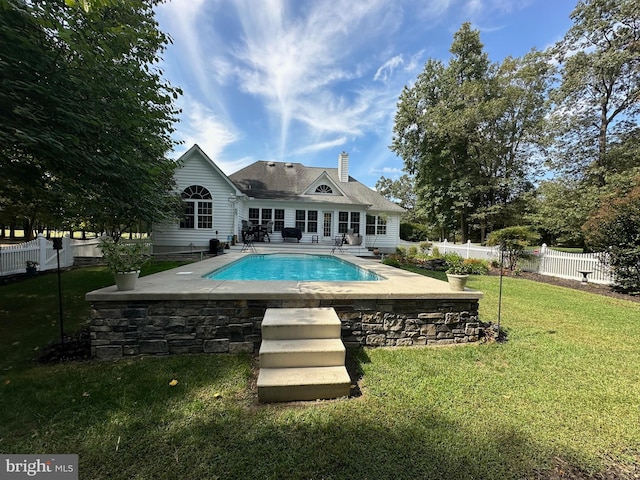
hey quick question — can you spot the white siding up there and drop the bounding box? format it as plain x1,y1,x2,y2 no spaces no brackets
364,211,401,252
237,201,401,248
153,152,237,251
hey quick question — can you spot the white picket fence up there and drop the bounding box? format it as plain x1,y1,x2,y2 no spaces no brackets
0,235,74,276
434,240,614,285
0,236,153,277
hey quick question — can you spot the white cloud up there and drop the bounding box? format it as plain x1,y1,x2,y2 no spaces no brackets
227,0,397,156
173,97,241,174
371,166,404,176
459,0,533,18
405,50,425,72
374,55,404,82
293,137,348,155
209,57,236,85
156,1,231,116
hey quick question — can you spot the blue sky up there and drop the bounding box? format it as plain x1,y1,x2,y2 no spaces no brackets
155,0,576,188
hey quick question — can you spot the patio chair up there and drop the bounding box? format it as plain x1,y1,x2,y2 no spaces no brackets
330,233,346,254
263,221,273,242
241,230,256,253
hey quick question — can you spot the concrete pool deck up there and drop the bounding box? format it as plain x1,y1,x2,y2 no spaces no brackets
86,251,484,360
86,251,483,302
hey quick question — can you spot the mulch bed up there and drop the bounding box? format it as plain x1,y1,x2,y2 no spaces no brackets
38,328,92,364
491,269,640,303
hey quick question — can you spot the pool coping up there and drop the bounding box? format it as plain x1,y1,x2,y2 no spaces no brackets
85,251,483,302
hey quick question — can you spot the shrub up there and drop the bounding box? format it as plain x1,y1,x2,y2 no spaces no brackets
382,257,402,268
431,246,441,258
407,246,419,258
444,253,473,275
462,258,489,275
442,254,489,275
419,241,432,253
487,226,539,271
99,237,149,274
583,180,640,293
399,222,430,242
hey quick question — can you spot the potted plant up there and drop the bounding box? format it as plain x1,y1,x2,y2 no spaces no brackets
25,260,39,277
99,237,149,291
445,254,472,291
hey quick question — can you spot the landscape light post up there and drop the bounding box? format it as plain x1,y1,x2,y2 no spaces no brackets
497,244,505,334
52,237,65,345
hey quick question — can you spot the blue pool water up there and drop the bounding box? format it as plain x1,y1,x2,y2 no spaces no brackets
205,254,381,281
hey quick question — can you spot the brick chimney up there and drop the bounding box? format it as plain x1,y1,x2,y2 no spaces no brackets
338,151,349,183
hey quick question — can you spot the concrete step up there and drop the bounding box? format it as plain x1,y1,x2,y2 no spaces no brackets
259,338,345,368
257,366,351,402
261,307,342,340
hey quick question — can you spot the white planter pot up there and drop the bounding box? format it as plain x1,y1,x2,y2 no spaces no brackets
114,270,140,291
446,273,469,291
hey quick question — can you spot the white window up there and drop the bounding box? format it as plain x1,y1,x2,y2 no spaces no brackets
339,211,360,234
249,208,284,231
180,185,212,229
315,184,333,194
295,210,318,233
366,214,387,235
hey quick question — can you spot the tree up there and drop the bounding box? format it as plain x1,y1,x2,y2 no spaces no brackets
525,179,600,247
375,174,419,221
583,178,640,293
549,0,640,186
391,23,549,243
0,0,182,239
487,226,539,271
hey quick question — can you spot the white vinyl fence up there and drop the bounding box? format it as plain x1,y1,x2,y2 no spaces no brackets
70,237,103,257
0,235,74,276
0,236,153,277
434,240,614,285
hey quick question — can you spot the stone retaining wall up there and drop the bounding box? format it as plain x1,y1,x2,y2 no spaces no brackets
90,298,482,360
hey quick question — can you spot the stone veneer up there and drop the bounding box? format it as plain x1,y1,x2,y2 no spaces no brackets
90,297,482,360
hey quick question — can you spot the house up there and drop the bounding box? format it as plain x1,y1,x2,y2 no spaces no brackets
152,145,405,253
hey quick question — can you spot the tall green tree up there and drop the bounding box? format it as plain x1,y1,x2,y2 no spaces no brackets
550,0,640,186
524,179,598,247
375,174,419,221
391,23,549,242
0,0,182,240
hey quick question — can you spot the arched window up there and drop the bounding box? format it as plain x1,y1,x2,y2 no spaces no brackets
315,184,333,194
180,185,213,229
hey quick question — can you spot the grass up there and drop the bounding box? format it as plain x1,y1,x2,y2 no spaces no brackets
1,266,639,479
0,261,190,372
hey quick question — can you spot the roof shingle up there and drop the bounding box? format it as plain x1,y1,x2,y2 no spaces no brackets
229,161,404,212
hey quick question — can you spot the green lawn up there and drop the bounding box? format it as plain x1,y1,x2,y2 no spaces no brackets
1,266,639,479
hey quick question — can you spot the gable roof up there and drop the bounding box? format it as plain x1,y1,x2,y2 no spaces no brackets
178,144,244,196
229,161,405,213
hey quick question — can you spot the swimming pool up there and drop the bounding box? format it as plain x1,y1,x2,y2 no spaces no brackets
204,253,381,281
